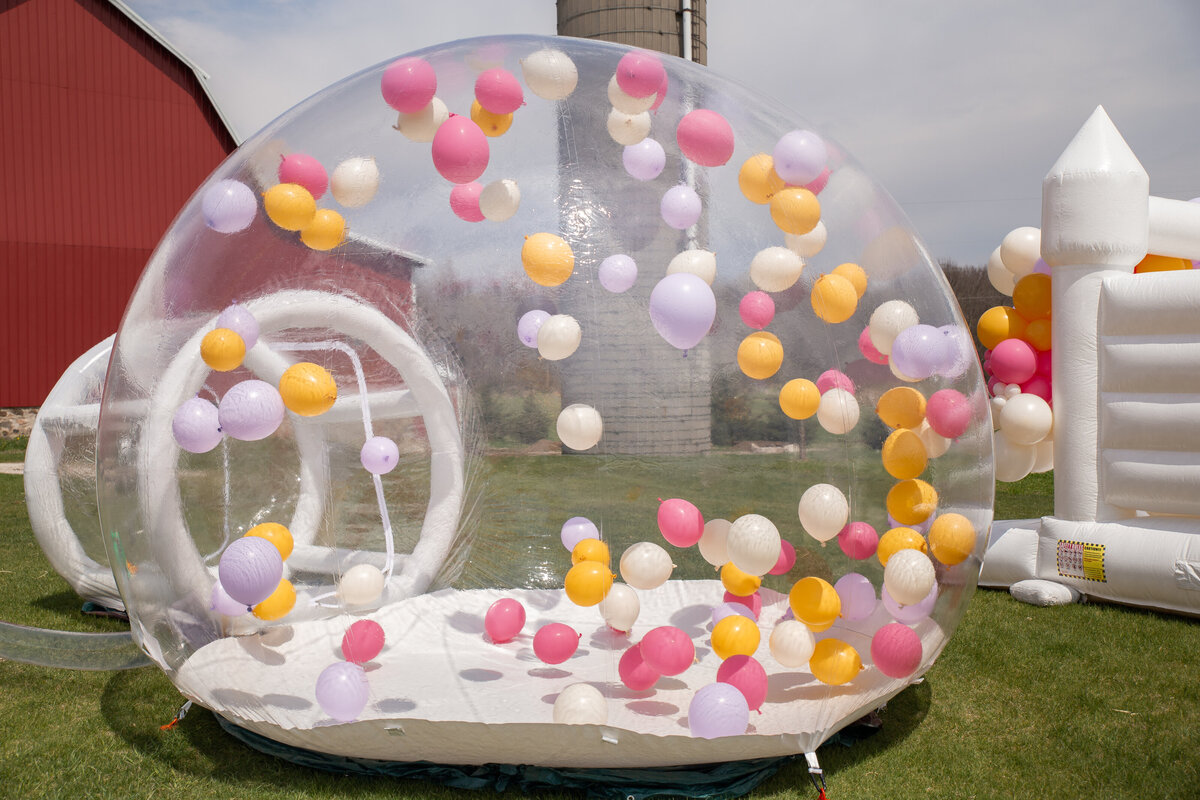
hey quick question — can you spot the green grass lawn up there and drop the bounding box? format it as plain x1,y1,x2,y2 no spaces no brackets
2,461,1198,799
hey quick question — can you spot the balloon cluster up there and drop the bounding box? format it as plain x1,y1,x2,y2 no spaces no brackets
212,521,296,621
979,227,1055,482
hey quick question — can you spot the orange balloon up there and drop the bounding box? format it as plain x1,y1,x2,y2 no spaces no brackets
1023,318,1052,351
877,526,928,566
831,262,868,298
572,538,610,566
876,387,927,430
809,638,862,685
769,187,820,235
929,513,976,566
470,99,514,137
721,561,762,597
263,183,316,231
246,522,294,560
788,576,840,632
1012,273,1052,320
279,362,338,416
253,579,296,621
1135,253,1191,273
886,479,939,526
737,331,784,380
200,328,246,372
738,153,785,205
711,614,761,660
977,306,1027,351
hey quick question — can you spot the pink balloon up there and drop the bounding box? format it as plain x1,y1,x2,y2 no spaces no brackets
716,654,768,711
676,109,734,167
838,522,878,560
533,622,579,664
739,291,775,330
657,497,704,547
639,626,695,676
834,572,877,621
990,338,1037,384
619,643,660,691
871,622,923,678
883,583,937,623
381,57,437,113
803,166,832,195
449,181,485,222
1021,375,1053,404
723,591,762,619
650,70,669,112
926,389,971,439
341,619,385,664
816,369,855,395
1035,349,1053,376
858,326,888,365
474,68,523,114
432,115,489,184
615,51,665,99
649,273,716,351
484,598,526,644
278,153,328,199
768,539,796,575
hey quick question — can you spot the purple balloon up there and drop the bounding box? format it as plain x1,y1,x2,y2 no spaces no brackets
889,324,949,380
561,516,599,550
316,662,370,722
711,601,755,628
649,273,716,351
599,254,638,293
660,184,702,230
1032,258,1051,275
772,129,827,185
210,580,249,616
888,513,931,535
936,325,974,379
360,436,400,474
834,572,878,621
172,396,223,453
883,583,938,623
517,309,550,348
218,379,285,441
623,138,666,181
218,536,283,606
688,682,750,739
201,179,257,234
217,302,260,349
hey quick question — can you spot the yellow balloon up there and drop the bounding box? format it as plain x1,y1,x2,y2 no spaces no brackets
876,387,927,430
711,614,761,660
1135,253,1191,273
300,208,346,251
737,331,784,380
572,538,610,566
738,153,785,205
810,273,858,324
831,262,868,298
263,183,316,231
253,579,296,621
877,526,928,566
886,479,939,526
246,522,294,561
200,328,246,372
769,187,820,235
788,576,840,632
1012,273,1052,321
565,560,613,607
929,513,976,566
809,638,862,686
721,561,762,597
976,306,1027,351
1023,318,1052,351
279,362,338,417
522,233,575,287
779,378,820,420
470,99,514,137
881,428,928,480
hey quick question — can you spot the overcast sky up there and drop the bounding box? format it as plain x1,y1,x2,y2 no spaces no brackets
124,0,1200,266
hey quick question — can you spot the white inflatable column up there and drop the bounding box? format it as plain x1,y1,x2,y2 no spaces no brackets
1041,106,1147,523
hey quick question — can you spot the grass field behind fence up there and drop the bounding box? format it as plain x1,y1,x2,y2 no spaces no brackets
1,457,1198,799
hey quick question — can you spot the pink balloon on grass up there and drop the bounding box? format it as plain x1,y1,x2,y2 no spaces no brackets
834,572,877,621
599,254,638,293
201,179,256,234
990,338,1037,384
360,436,400,474
738,291,775,330
172,396,223,454
474,68,523,114
688,682,749,739
883,583,937,623
660,184,702,229
716,654,768,711
218,536,283,606
342,619,385,664
871,622,923,678
561,516,599,550
533,622,580,664
517,309,551,347
768,539,796,575
450,181,485,222
772,129,827,185
723,591,761,619
649,273,716,351
432,115,489,184
615,51,665,98
838,521,879,560
619,643,660,691
676,109,735,167
657,497,704,547
858,326,888,365
381,57,437,113
484,598,526,644
623,138,666,181
639,626,695,676
217,302,259,349
816,369,855,395
217,379,285,441
315,662,370,722
278,153,328,199
926,389,971,439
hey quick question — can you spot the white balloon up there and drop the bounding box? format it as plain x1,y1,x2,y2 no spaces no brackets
784,220,827,258
1032,436,1055,473
769,619,816,668
521,48,578,101
1000,226,1041,278
479,179,521,222
606,109,651,146
338,563,385,606
667,249,717,285
883,548,936,606
726,514,782,577
987,245,1016,296
994,430,1037,482
607,75,656,114
394,96,448,143
598,583,640,632
331,157,380,208
816,388,859,435
869,300,919,355
557,404,603,451
553,683,608,725
888,356,922,384
999,393,1053,445
798,483,849,543
915,419,951,459
698,518,731,568
749,246,804,292
619,542,673,590
537,314,581,361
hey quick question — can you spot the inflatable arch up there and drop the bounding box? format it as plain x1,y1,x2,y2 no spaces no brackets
982,107,1200,615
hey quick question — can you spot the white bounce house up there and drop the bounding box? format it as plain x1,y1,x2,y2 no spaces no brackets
982,107,1200,615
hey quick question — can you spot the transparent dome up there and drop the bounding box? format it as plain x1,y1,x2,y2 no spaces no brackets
97,34,992,767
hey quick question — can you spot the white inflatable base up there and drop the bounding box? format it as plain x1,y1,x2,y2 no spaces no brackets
173,581,947,768
978,519,1040,588
1009,579,1082,607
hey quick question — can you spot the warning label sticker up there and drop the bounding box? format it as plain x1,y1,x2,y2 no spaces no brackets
1057,540,1107,582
